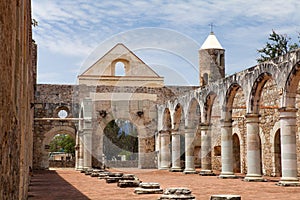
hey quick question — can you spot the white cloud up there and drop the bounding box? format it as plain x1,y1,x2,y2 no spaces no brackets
32,0,300,84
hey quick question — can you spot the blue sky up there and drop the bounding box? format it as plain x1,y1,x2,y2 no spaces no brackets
32,0,300,85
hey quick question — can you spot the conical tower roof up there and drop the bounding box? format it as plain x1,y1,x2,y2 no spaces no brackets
200,32,223,50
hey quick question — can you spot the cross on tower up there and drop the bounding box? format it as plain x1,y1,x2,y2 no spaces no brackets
209,23,215,33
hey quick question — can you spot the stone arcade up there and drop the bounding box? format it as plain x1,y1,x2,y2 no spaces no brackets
2,1,300,199
32,32,300,188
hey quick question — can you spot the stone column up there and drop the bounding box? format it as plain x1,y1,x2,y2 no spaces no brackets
244,114,264,181
278,108,300,186
83,128,92,169
219,120,236,178
200,124,214,175
159,130,171,170
76,130,84,170
183,128,196,174
170,130,182,172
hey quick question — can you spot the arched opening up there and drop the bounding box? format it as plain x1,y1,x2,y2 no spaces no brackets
172,103,185,170
48,133,76,167
232,133,241,173
103,119,138,168
42,126,76,169
227,84,246,173
115,61,126,76
187,98,201,168
284,62,300,177
274,129,282,177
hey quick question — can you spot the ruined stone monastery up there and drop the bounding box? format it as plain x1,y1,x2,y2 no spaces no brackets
1,1,300,199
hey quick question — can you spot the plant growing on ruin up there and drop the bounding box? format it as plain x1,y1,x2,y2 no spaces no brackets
257,30,300,63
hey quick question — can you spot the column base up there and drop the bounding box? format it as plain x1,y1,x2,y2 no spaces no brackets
199,170,215,176
170,167,183,172
219,172,237,179
183,169,197,174
159,167,170,170
75,167,84,171
277,177,300,187
243,174,265,182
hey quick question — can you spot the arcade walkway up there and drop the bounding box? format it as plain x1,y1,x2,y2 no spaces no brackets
28,168,300,200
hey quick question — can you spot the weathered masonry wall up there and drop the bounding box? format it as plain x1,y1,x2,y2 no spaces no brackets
33,84,79,169
0,1,35,200
33,84,196,169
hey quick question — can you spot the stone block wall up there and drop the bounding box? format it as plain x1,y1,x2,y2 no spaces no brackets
33,84,78,169
0,1,35,199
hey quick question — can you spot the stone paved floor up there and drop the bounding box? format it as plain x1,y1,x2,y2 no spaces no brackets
28,168,300,200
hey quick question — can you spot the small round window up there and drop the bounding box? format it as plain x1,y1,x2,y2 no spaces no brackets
58,109,68,118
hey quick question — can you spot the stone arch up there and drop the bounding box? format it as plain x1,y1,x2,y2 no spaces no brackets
232,133,241,173
42,126,76,169
102,119,139,165
248,72,273,114
222,83,243,121
283,61,300,107
163,108,172,131
173,103,183,130
203,91,217,123
186,98,201,128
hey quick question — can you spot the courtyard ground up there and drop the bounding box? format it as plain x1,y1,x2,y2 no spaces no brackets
28,168,300,200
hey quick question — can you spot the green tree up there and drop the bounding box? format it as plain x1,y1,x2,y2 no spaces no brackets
49,134,75,156
257,30,300,63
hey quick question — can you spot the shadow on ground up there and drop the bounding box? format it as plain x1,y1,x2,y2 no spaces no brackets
28,170,89,200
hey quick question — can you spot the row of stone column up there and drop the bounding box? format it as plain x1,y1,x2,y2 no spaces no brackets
159,125,213,175
227,109,299,186
159,108,299,186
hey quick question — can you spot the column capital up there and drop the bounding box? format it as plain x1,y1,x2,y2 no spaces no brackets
171,130,181,135
159,130,171,135
278,107,298,113
220,119,233,127
245,113,260,123
200,123,211,131
279,107,297,120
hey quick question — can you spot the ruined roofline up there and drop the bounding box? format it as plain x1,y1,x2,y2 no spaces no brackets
80,43,162,78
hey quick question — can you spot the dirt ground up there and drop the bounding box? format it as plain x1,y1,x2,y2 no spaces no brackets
28,168,300,200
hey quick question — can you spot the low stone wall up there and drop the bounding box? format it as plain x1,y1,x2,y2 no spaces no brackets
49,160,75,168
106,160,138,168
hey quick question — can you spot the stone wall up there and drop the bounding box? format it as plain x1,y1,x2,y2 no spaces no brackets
0,1,35,199
33,83,195,170
33,84,78,169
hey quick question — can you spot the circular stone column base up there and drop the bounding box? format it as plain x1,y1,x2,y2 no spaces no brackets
277,178,300,187
183,169,197,174
218,173,237,179
170,167,183,172
243,174,265,182
199,170,215,176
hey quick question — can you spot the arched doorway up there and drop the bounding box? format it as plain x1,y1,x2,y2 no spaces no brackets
48,133,76,168
274,129,282,176
232,133,241,173
103,119,138,168
42,126,76,169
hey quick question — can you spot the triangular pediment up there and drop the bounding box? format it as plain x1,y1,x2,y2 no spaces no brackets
80,43,161,77
78,43,164,87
